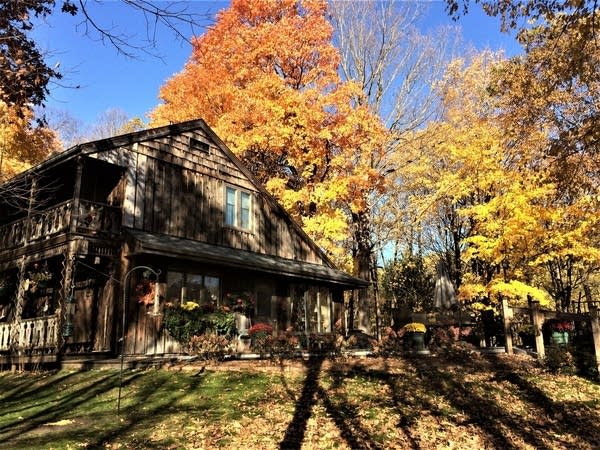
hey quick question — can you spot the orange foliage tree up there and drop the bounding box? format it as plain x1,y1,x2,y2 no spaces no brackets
151,0,387,274
0,102,60,181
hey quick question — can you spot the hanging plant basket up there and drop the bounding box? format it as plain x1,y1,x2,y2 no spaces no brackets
135,280,156,305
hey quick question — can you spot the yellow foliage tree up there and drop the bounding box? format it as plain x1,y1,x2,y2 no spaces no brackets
400,49,600,310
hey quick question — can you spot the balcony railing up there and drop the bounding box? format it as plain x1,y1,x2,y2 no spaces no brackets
18,315,58,351
0,200,121,251
0,315,58,353
0,321,10,351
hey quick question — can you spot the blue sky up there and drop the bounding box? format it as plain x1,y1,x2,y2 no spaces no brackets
33,1,521,127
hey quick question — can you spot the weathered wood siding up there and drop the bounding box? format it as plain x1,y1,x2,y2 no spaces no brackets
92,130,321,265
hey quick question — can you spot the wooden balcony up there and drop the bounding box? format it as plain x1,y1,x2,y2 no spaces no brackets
0,200,122,251
0,314,58,353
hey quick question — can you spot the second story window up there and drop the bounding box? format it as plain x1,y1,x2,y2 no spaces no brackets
225,186,252,230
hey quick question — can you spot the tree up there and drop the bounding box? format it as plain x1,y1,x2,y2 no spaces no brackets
485,13,600,309
0,1,61,109
395,52,558,311
0,0,208,109
45,107,146,148
86,108,146,142
0,102,59,181
151,0,387,273
380,254,436,314
329,0,458,331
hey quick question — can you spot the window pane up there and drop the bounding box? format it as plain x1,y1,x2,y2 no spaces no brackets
225,187,236,226
166,272,184,306
204,276,220,304
185,274,204,303
240,191,251,229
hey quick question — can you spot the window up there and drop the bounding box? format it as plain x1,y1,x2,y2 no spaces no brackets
189,137,210,153
225,186,252,230
166,271,220,306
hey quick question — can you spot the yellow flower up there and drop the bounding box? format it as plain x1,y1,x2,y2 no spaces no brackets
403,322,426,333
181,301,200,311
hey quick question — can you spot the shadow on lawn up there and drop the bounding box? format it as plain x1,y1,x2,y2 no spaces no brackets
279,355,395,450
0,371,144,445
405,354,600,449
299,353,600,449
279,354,325,449
0,369,208,449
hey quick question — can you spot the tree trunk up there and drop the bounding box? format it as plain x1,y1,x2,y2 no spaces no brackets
352,211,373,335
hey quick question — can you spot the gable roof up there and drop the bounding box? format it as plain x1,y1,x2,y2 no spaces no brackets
3,119,359,279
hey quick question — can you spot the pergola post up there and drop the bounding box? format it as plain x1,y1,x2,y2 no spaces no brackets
530,300,545,360
588,305,600,378
501,297,513,355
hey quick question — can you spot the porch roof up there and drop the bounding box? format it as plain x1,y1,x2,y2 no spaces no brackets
127,230,368,289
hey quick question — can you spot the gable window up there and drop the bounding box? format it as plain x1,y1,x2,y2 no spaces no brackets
225,186,252,230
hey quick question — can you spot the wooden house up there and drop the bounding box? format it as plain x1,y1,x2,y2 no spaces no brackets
0,119,366,367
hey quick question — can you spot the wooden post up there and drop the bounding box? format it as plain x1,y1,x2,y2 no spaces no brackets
501,297,513,355
589,305,600,378
56,243,77,357
10,257,27,371
70,157,84,233
530,300,545,360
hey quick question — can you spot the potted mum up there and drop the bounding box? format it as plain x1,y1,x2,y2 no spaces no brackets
403,322,427,350
248,322,273,354
547,319,573,346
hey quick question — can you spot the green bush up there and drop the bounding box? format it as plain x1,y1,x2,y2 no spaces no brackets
204,310,236,337
163,303,236,344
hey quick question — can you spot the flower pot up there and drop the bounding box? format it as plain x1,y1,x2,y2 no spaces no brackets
551,331,568,346
406,331,425,351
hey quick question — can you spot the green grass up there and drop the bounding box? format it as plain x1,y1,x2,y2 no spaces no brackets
0,354,599,449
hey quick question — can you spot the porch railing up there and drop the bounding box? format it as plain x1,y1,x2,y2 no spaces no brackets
0,322,10,351
18,315,58,351
0,200,122,250
0,315,58,353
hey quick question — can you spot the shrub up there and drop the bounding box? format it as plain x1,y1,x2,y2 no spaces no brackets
205,310,236,337
163,304,208,343
187,334,233,361
163,304,236,344
263,332,301,360
248,322,273,337
248,323,274,356
543,346,576,375
375,328,403,356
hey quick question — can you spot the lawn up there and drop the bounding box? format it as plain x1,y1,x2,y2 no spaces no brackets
0,352,599,449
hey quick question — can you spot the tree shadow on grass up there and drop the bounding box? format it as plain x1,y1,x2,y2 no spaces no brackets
326,359,420,449
279,354,325,449
82,369,207,449
0,372,74,407
487,354,600,448
0,371,144,443
406,353,600,449
0,368,209,449
279,356,396,450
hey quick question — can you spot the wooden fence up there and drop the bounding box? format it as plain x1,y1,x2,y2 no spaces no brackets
500,299,600,375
